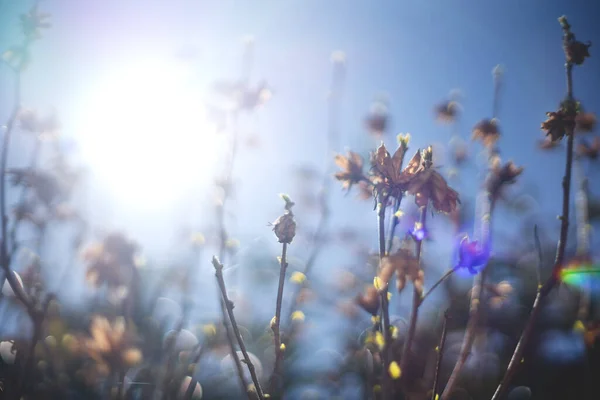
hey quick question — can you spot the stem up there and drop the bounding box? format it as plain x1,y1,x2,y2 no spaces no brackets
431,310,450,400
386,197,401,255
183,345,206,400
377,197,393,399
491,126,574,400
211,109,247,396
491,30,577,398
270,242,288,393
213,256,265,400
8,135,42,256
440,269,486,400
419,269,456,306
400,205,428,374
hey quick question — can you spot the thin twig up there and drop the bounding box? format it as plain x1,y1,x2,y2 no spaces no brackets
183,345,207,400
270,242,288,393
431,309,451,400
213,256,265,400
533,225,543,289
419,269,456,307
440,269,486,400
400,204,428,374
385,197,402,255
212,109,247,395
376,196,393,399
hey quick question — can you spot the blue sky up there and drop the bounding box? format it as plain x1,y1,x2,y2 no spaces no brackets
1,0,599,312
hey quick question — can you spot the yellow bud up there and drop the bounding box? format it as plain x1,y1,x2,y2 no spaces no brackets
134,254,147,268
202,324,217,337
388,361,402,379
371,315,381,324
435,346,439,352
394,210,404,218
390,326,398,339
290,271,306,284
521,358,525,363
190,233,205,246
270,316,277,328
122,348,143,366
397,133,411,147
280,343,286,351
387,292,392,301
373,385,382,393
291,311,305,322
574,320,586,333
226,238,240,248
375,331,385,350
373,277,383,291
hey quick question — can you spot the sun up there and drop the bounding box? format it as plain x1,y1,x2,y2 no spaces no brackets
74,58,225,211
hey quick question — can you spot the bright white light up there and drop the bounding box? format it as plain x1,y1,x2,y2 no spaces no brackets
75,58,224,210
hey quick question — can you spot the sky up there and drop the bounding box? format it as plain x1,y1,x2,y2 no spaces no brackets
1,0,599,325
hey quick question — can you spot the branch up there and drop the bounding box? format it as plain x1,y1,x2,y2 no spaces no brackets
269,242,288,393
377,197,393,399
431,309,451,400
386,197,402,255
491,19,578,399
400,204,428,374
419,268,456,306
213,256,265,400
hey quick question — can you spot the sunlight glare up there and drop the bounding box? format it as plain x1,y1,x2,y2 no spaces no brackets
75,58,224,210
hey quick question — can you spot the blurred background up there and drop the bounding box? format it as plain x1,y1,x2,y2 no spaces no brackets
1,0,599,399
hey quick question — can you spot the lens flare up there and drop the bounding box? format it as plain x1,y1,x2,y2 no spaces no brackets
560,257,600,289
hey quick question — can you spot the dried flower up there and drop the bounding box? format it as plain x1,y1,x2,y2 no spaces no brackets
365,101,389,137
575,112,597,133
2,46,32,71
334,151,367,191
485,159,524,200
379,244,423,294
435,101,460,124
20,5,51,40
356,180,374,201
472,119,500,148
538,137,562,150
566,40,592,65
356,285,380,316
576,137,600,160
7,168,62,207
17,108,60,136
82,233,138,288
449,136,469,165
456,235,489,274
370,139,418,199
406,166,460,213
82,316,142,373
487,281,513,309
542,108,576,142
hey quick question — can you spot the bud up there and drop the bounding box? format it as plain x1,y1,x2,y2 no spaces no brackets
271,211,296,244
